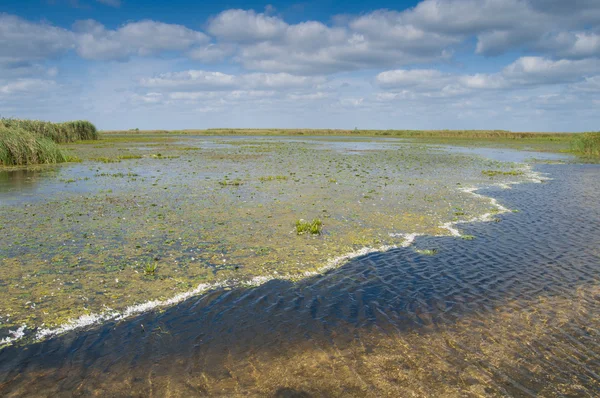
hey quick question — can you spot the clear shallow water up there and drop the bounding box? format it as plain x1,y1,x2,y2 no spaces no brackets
0,163,598,397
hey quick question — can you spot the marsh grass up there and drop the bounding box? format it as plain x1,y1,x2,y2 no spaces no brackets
571,132,600,158
0,126,68,166
296,219,323,235
0,118,98,166
1,118,98,143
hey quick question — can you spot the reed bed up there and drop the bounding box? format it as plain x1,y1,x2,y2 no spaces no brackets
571,132,600,157
0,118,98,143
0,118,97,166
0,126,68,166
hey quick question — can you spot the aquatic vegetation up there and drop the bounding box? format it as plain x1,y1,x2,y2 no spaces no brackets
0,118,98,143
259,175,288,182
481,170,524,177
218,178,243,186
415,248,439,255
296,219,323,235
0,126,69,166
0,134,541,337
151,153,180,159
461,235,475,240
92,157,121,163
0,118,98,166
571,132,600,158
144,262,158,276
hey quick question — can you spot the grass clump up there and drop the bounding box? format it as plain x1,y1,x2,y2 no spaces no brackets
144,262,158,276
0,118,99,166
296,219,323,235
571,132,600,158
0,126,68,166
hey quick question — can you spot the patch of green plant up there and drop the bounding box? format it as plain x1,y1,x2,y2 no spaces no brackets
1,118,98,143
218,179,243,186
461,235,475,240
296,218,323,235
0,126,69,166
415,248,439,255
144,261,158,276
570,132,600,158
151,153,180,159
92,157,121,163
481,170,524,177
259,175,288,182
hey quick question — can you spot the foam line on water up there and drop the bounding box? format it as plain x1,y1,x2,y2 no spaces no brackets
2,164,551,347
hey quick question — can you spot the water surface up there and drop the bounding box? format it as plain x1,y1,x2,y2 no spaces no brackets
0,163,598,397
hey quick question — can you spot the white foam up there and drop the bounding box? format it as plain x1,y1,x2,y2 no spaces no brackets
0,325,26,346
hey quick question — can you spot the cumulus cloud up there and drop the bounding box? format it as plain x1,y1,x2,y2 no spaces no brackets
73,20,209,61
0,14,74,67
376,57,600,96
207,9,287,42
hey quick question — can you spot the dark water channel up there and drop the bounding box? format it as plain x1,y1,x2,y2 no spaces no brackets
0,163,599,397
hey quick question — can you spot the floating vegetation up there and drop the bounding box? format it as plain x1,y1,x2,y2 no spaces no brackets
218,179,243,186
259,175,288,182
92,157,121,163
415,248,439,255
481,170,524,177
0,134,542,337
151,153,180,159
461,235,475,240
296,219,323,235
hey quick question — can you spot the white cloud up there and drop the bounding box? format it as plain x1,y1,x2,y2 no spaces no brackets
0,14,74,67
73,20,209,61
0,78,57,96
377,57,600,94
207,9,287,42
140,70,325,91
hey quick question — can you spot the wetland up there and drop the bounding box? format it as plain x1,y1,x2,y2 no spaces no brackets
1,133,599,397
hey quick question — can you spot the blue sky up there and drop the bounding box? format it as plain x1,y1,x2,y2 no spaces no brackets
1,0,599,131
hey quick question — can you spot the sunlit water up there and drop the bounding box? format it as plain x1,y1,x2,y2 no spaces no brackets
0,161,598,396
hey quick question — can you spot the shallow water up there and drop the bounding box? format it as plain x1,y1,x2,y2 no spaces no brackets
0,163,598,397
2,137,533,336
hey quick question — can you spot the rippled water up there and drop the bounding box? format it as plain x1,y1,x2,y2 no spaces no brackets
0,163,599,397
